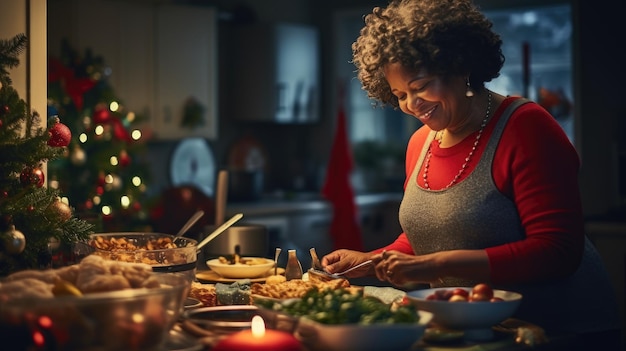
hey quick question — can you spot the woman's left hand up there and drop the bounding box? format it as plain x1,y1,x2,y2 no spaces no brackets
374,250,441,286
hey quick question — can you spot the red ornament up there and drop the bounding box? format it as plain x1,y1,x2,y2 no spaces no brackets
93,104,112,124
119,149,131,167
48,120,72,147
20,167,45,188
0,105,8,115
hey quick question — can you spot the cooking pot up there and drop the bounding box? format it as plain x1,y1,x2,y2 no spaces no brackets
196,224,269,270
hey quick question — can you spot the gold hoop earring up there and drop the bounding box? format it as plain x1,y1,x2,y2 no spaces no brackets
465,78,474,97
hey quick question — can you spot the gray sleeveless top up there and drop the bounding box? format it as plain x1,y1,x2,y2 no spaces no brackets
399,98,620,333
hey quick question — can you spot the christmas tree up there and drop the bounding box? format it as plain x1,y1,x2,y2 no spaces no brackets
47,40,152,232
0,34,94,276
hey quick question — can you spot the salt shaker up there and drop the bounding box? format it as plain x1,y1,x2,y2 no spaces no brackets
285,249,303,280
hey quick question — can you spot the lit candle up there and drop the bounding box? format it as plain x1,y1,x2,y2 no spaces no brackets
213,315,301,351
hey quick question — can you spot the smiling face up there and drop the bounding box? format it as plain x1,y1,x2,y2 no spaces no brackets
384,62,472,132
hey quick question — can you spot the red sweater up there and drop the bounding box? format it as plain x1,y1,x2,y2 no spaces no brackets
376,97,585,284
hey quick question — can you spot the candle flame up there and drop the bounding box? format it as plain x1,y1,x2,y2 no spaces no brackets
251,315,266,337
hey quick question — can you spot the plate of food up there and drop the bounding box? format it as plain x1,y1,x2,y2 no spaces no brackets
255,286,432,351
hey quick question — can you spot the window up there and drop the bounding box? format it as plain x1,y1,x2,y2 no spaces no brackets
484,4,574,142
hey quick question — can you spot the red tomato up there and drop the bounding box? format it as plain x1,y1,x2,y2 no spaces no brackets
469,292,491,302
471,283,494,299
426,294,438,300
448,294,467,302
451,288,469,299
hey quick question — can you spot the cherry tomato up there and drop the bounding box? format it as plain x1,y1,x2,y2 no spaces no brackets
469,292,491,302
448,294,467,302
451,288,469,299
471,283,494,300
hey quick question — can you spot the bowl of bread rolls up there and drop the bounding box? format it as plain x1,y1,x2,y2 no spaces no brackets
0,255,190,350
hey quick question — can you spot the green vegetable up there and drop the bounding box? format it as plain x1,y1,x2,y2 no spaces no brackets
256,287,420,326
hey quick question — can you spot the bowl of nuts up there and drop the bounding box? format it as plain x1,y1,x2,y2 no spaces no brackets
87,232,198,282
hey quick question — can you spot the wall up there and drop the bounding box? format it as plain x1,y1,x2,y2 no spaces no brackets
1,0,47,142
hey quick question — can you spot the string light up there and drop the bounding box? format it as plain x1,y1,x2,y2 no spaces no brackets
131,130,142,140
102,206,112,216
132,176,142,186
109,101,119,112
110,156,119,166
120,195,130,208
95,125,104,136
79,133,88,143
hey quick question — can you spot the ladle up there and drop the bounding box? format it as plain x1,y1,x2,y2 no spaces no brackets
173,210,205,243
196,213,244,252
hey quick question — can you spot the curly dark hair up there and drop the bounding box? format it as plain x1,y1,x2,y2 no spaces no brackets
352,0,504,108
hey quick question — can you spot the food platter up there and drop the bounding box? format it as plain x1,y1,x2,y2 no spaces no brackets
196,268,285,283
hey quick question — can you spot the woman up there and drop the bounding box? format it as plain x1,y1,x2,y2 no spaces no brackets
321,0,621,347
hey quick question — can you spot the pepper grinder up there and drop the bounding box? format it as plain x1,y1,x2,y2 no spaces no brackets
285,249,303,281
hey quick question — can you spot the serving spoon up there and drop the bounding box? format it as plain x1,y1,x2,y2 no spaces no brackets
173,210,205,244
196,213,244,252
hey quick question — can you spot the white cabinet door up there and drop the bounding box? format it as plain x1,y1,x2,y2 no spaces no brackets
47,1,218,140
154,5,218,140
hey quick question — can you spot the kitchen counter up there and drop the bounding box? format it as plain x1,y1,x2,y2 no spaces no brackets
225,192,403,217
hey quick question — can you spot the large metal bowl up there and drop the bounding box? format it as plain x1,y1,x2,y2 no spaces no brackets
0,273,190,350
87,232,198,282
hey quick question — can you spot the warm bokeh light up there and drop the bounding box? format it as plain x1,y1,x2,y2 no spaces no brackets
110,156,119,166
102,206,112,215
93,196,101,205
79,133,88,143
127,111,136,122
105,174,114,184
121,195,130,208
110,101,119,112
132,176,142,186
95,125,104,136
131,129,142,140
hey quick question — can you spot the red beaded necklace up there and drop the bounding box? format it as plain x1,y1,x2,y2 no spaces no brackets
422,92,492,190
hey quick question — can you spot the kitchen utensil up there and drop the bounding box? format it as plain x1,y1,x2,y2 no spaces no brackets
215,170,228,226
309,247,322,270
173,210,205,243
274,247,282,275
196,213,244,252
328,259,373,278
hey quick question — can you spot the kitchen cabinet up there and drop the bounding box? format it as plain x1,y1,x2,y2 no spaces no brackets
228,23,319,123
47,1,218,140
154,5,218,140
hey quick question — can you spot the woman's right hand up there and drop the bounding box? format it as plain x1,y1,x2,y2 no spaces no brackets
321,249,374,278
